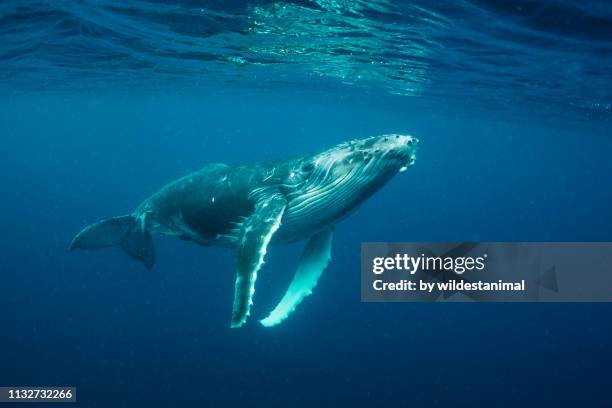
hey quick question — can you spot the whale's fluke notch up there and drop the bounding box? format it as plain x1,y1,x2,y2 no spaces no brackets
120,225,155,270
260,227,333,327
231,192,287,328
70,214,155,269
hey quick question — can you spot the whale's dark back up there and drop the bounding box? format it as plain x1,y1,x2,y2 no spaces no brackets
143,163,259,241
141,159,304,243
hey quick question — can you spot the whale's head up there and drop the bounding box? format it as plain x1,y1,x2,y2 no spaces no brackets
282,134,418,229
343,133,418,175
309,133,418,187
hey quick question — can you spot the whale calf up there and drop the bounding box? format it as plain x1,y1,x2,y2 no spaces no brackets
70,134,419,327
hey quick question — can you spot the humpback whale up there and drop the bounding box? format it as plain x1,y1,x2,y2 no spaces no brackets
70,134,419,327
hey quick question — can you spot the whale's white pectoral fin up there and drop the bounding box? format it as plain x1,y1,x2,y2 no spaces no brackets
230,193,286,328
260,227,333,327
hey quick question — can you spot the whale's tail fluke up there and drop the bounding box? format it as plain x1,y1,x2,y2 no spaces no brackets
69,214,155,269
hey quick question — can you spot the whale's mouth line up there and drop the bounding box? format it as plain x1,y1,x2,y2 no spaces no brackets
379,147,415,173
399,155,415,173
397,137,418,171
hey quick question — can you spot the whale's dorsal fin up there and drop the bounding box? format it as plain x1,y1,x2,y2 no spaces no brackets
230,192,286,328
260,227,333,327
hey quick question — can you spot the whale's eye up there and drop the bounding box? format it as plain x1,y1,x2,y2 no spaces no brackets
301,163,314,174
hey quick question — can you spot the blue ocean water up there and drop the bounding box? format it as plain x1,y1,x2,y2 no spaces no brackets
1,1,612,407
